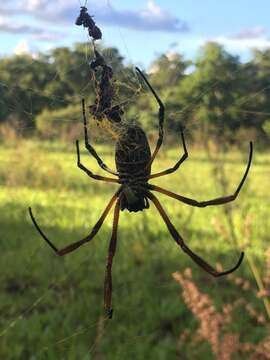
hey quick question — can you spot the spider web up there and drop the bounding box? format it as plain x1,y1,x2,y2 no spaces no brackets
0,43,264,360
0,1,269,359
0,4,168,358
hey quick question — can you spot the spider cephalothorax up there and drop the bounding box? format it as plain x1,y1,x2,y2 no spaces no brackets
29,67,253,319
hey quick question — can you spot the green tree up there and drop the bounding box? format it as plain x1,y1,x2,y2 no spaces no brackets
0,54,54,130
176,42,242,141
149,53,190,89
237,49,270,139
130,53,190,132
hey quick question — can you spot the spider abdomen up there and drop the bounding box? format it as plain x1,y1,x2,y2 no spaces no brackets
115,125,151,181
115,125,151,212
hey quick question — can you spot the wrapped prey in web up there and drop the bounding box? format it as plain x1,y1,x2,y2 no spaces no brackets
90,49,123,123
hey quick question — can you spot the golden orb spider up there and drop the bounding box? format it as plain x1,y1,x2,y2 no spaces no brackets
29,67,253,318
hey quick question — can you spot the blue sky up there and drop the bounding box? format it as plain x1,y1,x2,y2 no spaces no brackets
0,0,270,67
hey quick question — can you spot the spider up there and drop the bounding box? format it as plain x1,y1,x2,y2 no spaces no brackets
29,67,253,319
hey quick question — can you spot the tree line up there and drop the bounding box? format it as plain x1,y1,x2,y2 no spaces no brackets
0,41,269,146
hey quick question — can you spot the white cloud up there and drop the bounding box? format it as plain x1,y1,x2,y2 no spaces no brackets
169,28,270,62
176,28,270,55
25,0,50,12
0,15,65,42
98,0,189,32
142,0,167,19
212,32,270,52
0,16,40,34
0,0,189,33
14,39,37,56
231,26,266,40
200,27,270,52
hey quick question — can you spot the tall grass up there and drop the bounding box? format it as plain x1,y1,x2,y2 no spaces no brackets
0,138,269,359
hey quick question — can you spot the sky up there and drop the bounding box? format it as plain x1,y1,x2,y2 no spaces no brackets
0,0,270,68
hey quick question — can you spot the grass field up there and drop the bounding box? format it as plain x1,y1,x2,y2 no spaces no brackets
0,139,269,359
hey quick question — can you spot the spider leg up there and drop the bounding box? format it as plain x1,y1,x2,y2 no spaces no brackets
149,131,188,179
76,140,121,184
104,196,121,319
81,99,119,177
146,191,244,277
28,189,121,256
149,142,252,207
135,67,165,167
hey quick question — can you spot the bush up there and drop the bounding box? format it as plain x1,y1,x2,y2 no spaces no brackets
36,104,82,141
